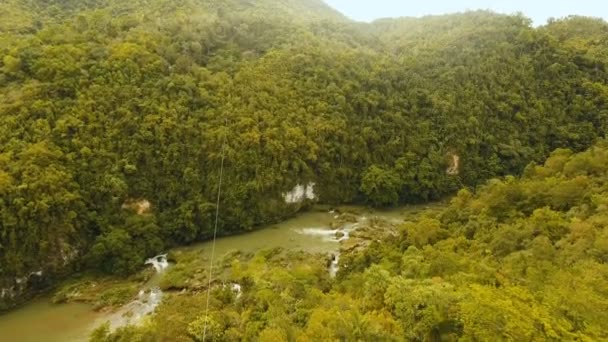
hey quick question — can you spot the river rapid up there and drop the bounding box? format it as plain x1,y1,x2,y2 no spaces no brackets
0,205,422,341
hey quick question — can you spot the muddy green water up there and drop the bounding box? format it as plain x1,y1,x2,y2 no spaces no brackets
0,298,101,342
184,210,341,257
0,205,424,341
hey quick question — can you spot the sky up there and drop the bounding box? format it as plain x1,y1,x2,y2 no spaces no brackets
324,0,608,26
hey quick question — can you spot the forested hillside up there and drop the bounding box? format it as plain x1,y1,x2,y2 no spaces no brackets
1,0,607,308
93,141,608,341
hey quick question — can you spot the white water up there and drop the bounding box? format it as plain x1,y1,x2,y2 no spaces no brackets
296,217,360,275
99,254,169,331
329,255,340,278
297,219,357,243
1,205,425,341
101,288,164,329
298,227,351,242
224,283,242,299
144,254,169,273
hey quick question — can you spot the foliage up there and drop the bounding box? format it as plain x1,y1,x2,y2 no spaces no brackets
360,165,401,207
87,216,164,275
1,0,607,313
96,142,608,340
52,272,146,309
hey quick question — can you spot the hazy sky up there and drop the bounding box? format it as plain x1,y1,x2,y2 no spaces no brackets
324,0,608,26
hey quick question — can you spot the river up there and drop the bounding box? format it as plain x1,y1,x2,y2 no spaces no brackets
0,205,427,341
0,298,101,342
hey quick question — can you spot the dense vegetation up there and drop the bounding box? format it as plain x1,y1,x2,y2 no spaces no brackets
1,0,607,309
93,141,608,341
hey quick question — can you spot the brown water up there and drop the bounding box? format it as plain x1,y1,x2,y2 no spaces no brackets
0,206,423,341
0,298,101,342
183,210,341,258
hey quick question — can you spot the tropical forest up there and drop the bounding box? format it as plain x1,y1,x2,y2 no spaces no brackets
0,0,607,340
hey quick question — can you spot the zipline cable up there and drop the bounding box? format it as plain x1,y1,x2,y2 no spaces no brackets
202,119,227,342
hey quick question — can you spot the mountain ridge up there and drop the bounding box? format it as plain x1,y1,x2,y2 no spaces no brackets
0,0,607,316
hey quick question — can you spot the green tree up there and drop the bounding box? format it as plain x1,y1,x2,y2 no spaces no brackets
360,165,402,207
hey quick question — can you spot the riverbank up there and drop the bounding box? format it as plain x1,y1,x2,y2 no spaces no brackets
0,203,445,341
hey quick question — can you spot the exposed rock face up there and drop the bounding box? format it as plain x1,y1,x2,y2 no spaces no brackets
283,183,316,204
0,239,81,311
447,154,460,175
121,199,152,215
0,271,48,311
